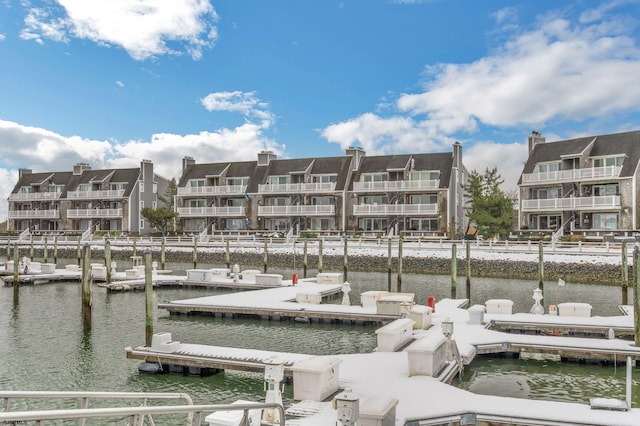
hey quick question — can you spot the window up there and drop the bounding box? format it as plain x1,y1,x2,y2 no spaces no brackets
362,173,387,183
409,218,438,231
110,183,125,190
189,179,205,187
227,177,249,186
78,184,90,192
410,171,439,181
593,184,619,196
531,188,560,199
593,156,624,167
409,194,437,204
188,199,205,207
311,174,337,183
310,218,336,230
268,176,289,185
311,196,334,205
226,218,245,230
593,213,618,230
537,162,560,173
530,215,561,230
360,195,388,205
358,218,388,231
19,186,33,194
266,197,288,206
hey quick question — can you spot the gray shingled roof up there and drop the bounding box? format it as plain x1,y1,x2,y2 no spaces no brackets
356,152,453,189
520,130,640,181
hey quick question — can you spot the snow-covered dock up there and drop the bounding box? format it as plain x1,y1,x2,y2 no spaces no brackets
126,296,640,426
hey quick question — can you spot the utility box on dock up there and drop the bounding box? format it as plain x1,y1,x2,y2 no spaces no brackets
187,269,214,281
361,291,389,310
375,318,414,352
296,292,322,304
255,274,282,286
485,299,513,315
468,305,485,325
291,356,342,401
557,302,592,317
406,334,448,377
91,265,106,280
241,269,261,282
407,305,432,329
40,263,56,274
376,293,415,315
359,396,399,426
316,272,343,284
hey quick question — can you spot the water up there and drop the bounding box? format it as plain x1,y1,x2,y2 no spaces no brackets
0,260,637,419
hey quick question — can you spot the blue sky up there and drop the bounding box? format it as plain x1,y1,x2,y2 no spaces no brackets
1,0,640,217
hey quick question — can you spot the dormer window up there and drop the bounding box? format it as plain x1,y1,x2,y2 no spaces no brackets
593,156,624,168
537,162,560,173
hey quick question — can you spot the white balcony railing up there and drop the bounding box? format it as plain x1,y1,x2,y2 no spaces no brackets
176,206,245,217
521,166,622,185
177,185,247,196
258,182,337,194
353,203,438,216
258,205,335,216
352,180,440,192
67,189,125,199
521,195,621,211
67,208,123,218
8,209,60,219
8,191,62,201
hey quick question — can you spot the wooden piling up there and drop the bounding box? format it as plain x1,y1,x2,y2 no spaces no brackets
538,241,544,303
160,237,166,270
105,238,112,284
263,239,268,273
343,238,348,282
387,238,392,292
76,239,82,266
318,238,323,273
145,249,154,347
225,240,231,269
30,235,34,261
6,239,10,261
53,236,58,265
132,239,137,258
303,239,308,278
451,243,457,299
81,243,92,330
622,241,629,306
43,237,48,264
397,236,403,293
466,241,471,304
192,236,198,269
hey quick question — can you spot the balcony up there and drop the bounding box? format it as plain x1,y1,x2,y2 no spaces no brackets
521,166,622,185
8,209,60,219
258,182,337,194
258,205,335,216
176,206,245,217
353,203,438,216
177,185,247,196
67,189,125,199
352,180,439,192
67,208,123,218
521,195,621,211
8,192,62,201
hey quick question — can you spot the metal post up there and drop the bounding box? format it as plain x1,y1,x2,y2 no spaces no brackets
397,236,403,293
635,246,640,346
105,239,112,284
145,249,154,347
303,239,308,278
318,238,323,273
451,243,457,299
343,237,348,282
622,241,629,306
538,241,544,304
81,243,92,330
466,241,471,304
387,237,392,292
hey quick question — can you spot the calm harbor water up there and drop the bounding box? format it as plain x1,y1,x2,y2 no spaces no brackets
1,259,638,420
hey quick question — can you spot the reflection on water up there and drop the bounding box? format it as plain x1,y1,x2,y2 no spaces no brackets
0,260,636,416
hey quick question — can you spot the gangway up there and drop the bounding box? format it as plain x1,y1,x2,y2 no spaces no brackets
0,390,284,425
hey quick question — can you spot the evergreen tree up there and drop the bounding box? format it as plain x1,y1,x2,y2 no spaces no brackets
141,206,178,236
462,167,514,239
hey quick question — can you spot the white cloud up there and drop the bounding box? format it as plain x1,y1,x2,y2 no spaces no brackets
0,33,6,41
463,141,528,193
0,120,284,218
116,80,124,88
200,91,275,128
322,4,640,184
20,0,219,60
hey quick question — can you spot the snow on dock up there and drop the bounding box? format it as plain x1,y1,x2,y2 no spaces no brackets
128,291,640,425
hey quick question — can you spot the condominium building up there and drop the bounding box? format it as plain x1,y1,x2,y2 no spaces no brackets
517,130,640,238
176,143,468,237
7,160,168,235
